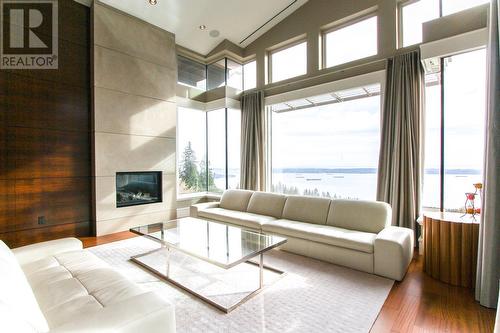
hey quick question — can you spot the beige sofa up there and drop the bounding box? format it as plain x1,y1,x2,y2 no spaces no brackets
0,238,176,333
191,189,414,281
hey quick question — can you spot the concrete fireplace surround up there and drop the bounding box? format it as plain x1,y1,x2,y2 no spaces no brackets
92,1,177,236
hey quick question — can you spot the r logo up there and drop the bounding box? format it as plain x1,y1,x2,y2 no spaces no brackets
0,0,58,69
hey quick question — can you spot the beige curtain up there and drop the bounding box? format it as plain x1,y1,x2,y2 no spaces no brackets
240,91,267,191
475,0,500,309
377,50,424,231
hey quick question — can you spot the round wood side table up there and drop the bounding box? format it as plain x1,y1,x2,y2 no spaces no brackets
422,212,480,288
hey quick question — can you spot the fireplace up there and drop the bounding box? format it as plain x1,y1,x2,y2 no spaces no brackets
116,172,162,208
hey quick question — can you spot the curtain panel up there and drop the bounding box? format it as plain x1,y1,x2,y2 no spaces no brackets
475,0,500,309
377,50,424,232
240,91,267,191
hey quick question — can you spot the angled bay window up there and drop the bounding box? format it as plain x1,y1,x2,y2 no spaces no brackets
178,56,248,92
207,59,226,90
323,15,378,68
269,84,381,200
177,55,206,90
269,41,307,83
243,60,257,90
226,59,243,90
177,107,241,196
177,107,207,195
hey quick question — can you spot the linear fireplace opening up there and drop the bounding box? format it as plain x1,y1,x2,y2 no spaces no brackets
116,171,162,208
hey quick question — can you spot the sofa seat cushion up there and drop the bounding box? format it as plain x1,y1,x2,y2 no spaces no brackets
262,219,377,253
24,250,145,329
198,207,276,230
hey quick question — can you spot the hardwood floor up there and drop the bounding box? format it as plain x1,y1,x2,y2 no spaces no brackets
81,233,496,332
371,253,496,332
80,230,137,248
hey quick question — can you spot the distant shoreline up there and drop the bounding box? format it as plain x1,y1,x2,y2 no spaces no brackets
270,168,481,175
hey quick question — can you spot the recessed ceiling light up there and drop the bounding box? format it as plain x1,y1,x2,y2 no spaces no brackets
149,0,157,5
199,25,207,30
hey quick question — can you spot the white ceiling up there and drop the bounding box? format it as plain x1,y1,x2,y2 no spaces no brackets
93,0,308,55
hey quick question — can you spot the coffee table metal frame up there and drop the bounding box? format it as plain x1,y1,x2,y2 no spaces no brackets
130,220,287,313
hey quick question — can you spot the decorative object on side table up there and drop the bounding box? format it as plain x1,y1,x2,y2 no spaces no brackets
462,182,483,219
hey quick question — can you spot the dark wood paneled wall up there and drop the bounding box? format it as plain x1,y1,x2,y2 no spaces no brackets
0,0,91,248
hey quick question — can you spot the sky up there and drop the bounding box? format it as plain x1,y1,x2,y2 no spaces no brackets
272,95,381,169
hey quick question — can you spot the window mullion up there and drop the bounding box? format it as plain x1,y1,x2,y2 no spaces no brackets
439,57,445,212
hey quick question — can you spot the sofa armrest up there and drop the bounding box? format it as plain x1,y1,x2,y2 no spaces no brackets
49,292,176,333
374,226,414,281
190,201,220,217
12,238,83,266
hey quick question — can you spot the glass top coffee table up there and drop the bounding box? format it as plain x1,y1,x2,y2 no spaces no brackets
130,217,287,313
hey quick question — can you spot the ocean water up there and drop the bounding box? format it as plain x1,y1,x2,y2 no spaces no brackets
213,171,482,211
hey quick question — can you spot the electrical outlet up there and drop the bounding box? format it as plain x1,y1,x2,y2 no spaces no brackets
38,216,46,225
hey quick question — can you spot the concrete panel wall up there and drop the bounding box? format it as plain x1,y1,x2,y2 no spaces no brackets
92,1,177,236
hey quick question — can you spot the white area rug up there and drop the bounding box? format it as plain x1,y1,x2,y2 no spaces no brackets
89,237,393,333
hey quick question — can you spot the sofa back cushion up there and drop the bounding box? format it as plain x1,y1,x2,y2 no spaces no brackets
0,241,49,333
327,199,391,234
282,196,331,225
247,192,286,218
219,189,254,212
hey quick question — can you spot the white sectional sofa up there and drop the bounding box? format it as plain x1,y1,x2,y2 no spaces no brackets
191,189,414,281
0,238,176,333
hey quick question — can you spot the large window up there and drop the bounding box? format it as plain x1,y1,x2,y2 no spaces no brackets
399,0,439,48
226,59,243,90
243,60,257,90
269,41,307,83
323,15,378,68
177,107,241,196
442,0,490,15
422,48,487,212
207,59,226,90
227,109,241,189
177,55,206,90
270,84,381,200
399,0,490,48
177,107,207,195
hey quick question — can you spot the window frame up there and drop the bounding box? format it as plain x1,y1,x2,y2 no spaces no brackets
397,0,490,48
321,11,378,70
268,39,308,84
397,0,441,49
242,59,257,91
176,106,242,199
177,54,208,91
265,79,385,199
176,106,208,198
422,48,487,212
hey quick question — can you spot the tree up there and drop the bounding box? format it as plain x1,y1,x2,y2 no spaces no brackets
198,158,216,192
179,142,199,190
